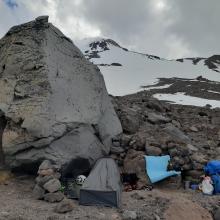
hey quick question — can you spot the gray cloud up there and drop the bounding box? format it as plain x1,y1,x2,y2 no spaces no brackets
0,0,219,58
3,0,18,9
167,0,220,57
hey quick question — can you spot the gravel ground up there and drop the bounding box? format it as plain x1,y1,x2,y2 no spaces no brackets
0,174,215,220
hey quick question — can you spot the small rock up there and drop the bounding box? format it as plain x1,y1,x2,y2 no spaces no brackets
186,144,198,152
122,210,137,220
205,104,212,108
33,184,45,199
192,161,204,170
38,168,55,176
120,134,131,147
145,145,162,156
110,146,125,154
43,178,61,193
38,160,53,171
168,148,178,157
218,130,220,141
54,199,74,213
189,126,198,132
111,213,121,220
44,191,64,203
154,214,161,220
212,117,220,125
131,192,144,200
216,147,220,155
120,108,141,134
0,211,9,217
185,170,203,179
214,207,220,220
182,164,192,171
173,156,185,166
191,154,207,164
171,120,181,128
46,215,60,220
167,142,177,149
146,101,164,112
147,112,171,124
36,175,54,187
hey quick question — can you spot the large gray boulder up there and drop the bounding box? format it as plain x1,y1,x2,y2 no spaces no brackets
0,16,122,173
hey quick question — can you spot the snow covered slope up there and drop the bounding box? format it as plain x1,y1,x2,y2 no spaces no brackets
77,38,220,108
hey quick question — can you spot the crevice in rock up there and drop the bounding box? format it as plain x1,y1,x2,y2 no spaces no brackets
0,111,7,167
12,160,42,175
92,124,103,144
13,41,25,46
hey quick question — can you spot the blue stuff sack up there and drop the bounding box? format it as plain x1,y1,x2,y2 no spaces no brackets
204,161,220,175
212,174,220,194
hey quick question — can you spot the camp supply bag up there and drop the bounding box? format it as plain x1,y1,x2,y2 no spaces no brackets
200,176,214,195
212,174,220,194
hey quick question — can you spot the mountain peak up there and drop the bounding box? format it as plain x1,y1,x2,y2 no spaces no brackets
84,38,128,54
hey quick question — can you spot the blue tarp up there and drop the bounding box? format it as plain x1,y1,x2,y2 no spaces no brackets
144,155,181,183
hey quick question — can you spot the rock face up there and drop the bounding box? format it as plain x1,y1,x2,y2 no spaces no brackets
0,16,122,173
0,111,6,166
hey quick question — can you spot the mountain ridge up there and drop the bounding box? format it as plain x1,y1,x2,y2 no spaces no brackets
79,37,220,68
77,38,220,108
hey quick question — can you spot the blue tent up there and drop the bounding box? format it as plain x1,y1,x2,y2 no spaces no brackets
144,155,181,183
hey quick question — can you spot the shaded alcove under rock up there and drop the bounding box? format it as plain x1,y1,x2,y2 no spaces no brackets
61,158,91,180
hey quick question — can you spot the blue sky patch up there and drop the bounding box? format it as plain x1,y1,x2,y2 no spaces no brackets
3,0,18,9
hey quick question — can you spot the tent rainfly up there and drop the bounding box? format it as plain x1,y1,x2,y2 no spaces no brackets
79,158,122,208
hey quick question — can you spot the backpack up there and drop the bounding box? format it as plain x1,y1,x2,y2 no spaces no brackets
211,174,220,194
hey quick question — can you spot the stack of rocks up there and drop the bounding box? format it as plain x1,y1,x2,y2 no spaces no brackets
33,160,64,203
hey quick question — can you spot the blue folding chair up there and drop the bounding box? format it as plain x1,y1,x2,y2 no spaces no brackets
144,155,181,183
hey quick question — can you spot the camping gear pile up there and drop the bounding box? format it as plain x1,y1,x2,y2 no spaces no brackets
184,160,220,195
34,156,220,209
63,155,181,207
200,160,220,195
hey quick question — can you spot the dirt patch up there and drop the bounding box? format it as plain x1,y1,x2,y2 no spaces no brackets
163,192,212,220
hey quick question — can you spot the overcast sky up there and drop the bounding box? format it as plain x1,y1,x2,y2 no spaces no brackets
0,0,219,58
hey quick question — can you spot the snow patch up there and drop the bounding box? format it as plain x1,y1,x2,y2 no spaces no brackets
153,93,220,108
207,90,220,94
143,84,173,91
